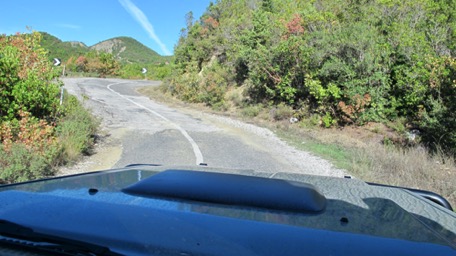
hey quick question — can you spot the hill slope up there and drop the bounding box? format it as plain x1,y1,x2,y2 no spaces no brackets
40,32,88,62
171,0,456,154
39,32,170,64
90,36,165,64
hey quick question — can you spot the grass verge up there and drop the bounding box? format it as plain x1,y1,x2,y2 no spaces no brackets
55,93,100,164
276,124,456,208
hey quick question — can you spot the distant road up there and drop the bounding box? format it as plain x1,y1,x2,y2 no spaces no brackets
61,78,345,177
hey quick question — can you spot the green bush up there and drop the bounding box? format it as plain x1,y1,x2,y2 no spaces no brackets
270,103,294,121
0,111,60,183
418,57,456,155
322,112,336,128
0,32,100,183
0,93,100,183
241,104,263,118
0,143,55,183
56,94,99,163
197,63,229,107
118,63,172,80
0,32,61,121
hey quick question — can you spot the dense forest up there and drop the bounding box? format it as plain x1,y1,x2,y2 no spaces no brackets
169,0,456,155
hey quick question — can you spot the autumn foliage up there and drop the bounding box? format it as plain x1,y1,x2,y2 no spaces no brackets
0,32,60,121
0,32,98,183
66,51,119,77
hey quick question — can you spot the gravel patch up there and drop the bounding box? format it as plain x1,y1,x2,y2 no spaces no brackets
200,113,348,177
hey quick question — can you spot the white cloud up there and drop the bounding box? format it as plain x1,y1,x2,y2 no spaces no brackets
118,0,172,55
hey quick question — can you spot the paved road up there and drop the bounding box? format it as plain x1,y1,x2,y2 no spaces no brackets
62,78,345,177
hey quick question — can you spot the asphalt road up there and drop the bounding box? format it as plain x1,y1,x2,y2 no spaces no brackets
62,78,345,177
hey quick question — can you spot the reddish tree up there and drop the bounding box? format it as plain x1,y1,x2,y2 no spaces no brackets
286,14,304,36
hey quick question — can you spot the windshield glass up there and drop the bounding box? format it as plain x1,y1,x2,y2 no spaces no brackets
1,0,455,254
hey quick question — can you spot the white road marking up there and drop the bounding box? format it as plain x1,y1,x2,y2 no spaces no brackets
107,82,204,165
268,172,278,178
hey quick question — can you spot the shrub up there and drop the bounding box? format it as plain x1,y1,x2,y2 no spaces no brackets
0,143,54,183
417,56,456,155
0,32,61,121
241,104,263,118
55,94,99,163
0,32,100,183
226,88,245,107
0,111,59,183
198,63,229,107
270,103,294,121
322,112,336,128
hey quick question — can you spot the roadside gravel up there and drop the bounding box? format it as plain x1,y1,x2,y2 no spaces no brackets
190,111,347,177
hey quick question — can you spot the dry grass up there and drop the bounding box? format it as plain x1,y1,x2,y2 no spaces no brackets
350,144,456,207
279,123,456,208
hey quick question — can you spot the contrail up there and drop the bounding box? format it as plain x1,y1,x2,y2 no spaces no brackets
119,0,172,55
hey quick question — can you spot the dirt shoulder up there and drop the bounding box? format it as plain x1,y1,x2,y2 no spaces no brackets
57,130,123,176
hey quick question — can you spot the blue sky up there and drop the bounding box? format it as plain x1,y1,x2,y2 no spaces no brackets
0,0,213,56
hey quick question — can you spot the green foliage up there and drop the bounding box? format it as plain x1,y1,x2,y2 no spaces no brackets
119,62,172,80
166,61,200,102
39,32,172,79
39,32,88,62
0,32,99,183
270,103,294,121
0,111,59,183
198,63,229,107
418,56,456,155
153,64,173,80
304,75,340,107
65,50,120,77
56,93,100,163
0,143,54,183
119,63,144,79
322,112,336,128
170,0,456,154
0,32,61,121
241,104,263,118
0,93,100,183
92,36,166,63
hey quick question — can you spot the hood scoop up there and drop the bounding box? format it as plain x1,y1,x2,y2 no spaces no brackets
122,169,326,213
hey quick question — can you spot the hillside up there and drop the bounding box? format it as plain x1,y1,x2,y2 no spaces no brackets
170,0,456,155
39,32,170,64
40,32,88,62
91,36,166,64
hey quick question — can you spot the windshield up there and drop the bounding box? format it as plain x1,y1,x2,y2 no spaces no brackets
0,0,455,255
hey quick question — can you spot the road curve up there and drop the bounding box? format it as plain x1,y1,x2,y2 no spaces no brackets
106,81,204,165
61,78,346,178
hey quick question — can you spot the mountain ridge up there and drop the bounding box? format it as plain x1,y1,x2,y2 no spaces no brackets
39,32,170,64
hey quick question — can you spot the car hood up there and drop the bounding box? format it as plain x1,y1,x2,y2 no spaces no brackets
0,165,455,255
